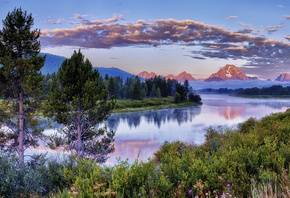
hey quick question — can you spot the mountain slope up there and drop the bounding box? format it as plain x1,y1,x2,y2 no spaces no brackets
138,71,196,82
137,71,158,79
40,53,66,74
205,64,255,82
275,73,290,82
40,53,139,79
96,67,138,79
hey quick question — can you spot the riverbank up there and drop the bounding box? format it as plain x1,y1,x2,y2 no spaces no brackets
113,97,202,113
235,94,290,99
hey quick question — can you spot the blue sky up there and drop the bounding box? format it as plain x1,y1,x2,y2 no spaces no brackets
1,0,290,80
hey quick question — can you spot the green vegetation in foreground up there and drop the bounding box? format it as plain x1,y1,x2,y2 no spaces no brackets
113,97,202,112
1,109,289,197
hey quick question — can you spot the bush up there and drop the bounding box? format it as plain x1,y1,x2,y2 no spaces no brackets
174,92,181,103
188,93,201,103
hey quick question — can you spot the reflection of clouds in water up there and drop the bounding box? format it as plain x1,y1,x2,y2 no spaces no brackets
106,106,202,131
218,106,246,120
109,139,160,164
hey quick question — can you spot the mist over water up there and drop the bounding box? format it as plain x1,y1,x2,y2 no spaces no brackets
30,94,290,164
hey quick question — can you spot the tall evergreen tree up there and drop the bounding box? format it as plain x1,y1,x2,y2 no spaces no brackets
0,8,45,168
44,50,115,162
184,79,190,98
150,84,157,97
108,77,116,99
132,77,142,100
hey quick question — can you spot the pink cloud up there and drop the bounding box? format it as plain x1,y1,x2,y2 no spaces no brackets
226,16,237,19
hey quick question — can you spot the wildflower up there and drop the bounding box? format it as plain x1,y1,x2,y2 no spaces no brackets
229,191,231,194
189,189,193,194
227,184,231,188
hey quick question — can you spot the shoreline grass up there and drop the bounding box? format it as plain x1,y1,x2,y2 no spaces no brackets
113,97,202,113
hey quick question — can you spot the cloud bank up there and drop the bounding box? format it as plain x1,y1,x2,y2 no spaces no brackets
40,17,290,78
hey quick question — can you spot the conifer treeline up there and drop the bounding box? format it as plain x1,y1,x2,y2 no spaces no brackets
42,72,199,101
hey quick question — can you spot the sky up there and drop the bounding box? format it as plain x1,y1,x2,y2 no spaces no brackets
1,0,290,80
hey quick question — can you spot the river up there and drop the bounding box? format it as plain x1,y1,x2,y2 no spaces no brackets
30,94,290,165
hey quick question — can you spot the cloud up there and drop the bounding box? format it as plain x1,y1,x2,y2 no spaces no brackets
40,17,290,79
74,14,88,20
284,15,290,20
236,28,253,34
44,18,64,24
284,36,290,41
277,5,283,8
224,45,247,51
238,22,252,27
267,25,284,29
226,16,237,19
266,25,284,34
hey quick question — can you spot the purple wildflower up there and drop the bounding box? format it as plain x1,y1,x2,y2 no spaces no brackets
227,184,231,188
229,191,231,194
189,190,193,194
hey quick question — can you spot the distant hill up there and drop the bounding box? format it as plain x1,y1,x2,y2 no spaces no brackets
95,67,138,80
275,73,290,82
40,53,139,80
40,53,66,74
205,64,257,82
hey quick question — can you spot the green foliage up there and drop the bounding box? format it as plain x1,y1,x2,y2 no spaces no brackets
0,152,75,197
174,92,181,103
132,77,142,100
188,93,201,103
156,88,162,98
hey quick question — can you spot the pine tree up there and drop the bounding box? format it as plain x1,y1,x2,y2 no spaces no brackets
44,50,115,162
150,84,157,97
184,79,190,98
108,77,116,99
156,87,162,98
0,8,45,169
132,77,142,100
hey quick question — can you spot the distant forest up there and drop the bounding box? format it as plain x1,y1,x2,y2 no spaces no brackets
199,85,290,96
42,72,201,102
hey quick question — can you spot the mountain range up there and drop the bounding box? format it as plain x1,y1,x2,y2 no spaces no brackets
40,53,290,82
137,71,196,81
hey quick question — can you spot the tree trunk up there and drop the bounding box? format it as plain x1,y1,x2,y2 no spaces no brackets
77,107,82,158
18,92,24,170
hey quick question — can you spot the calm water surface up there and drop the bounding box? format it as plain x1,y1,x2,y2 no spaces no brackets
32,94,290,164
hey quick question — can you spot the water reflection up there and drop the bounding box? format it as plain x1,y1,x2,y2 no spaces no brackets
32,94,290,164
106,106,202,131
218,106,246,120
